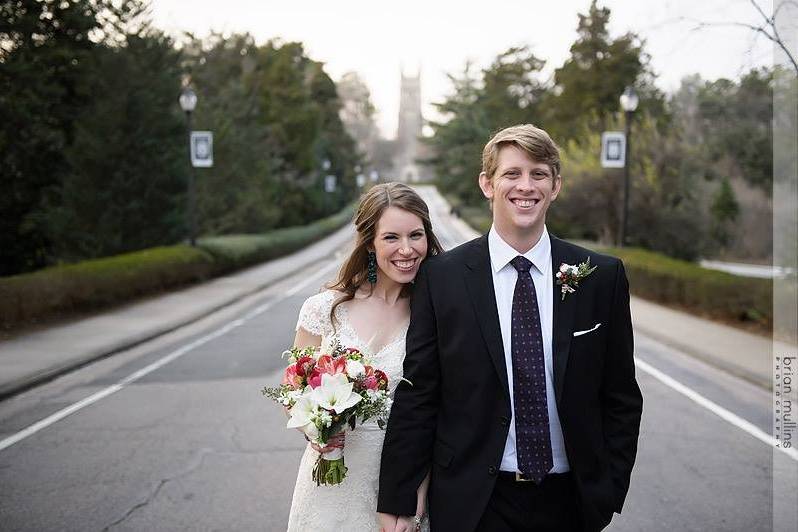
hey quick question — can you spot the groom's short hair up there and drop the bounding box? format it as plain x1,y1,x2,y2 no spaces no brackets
481,124,561,181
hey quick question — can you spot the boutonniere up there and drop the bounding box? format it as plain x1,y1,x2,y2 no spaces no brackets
555,258,597,300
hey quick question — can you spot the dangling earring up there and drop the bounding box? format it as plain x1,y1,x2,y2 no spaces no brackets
367,251,377,284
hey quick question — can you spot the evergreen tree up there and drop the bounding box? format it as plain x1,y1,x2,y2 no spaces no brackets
255,40,357,225
426,48,547,206
0,0,99,273
45,28,187,260
184,33,283,236
697,69,773,192
709,178,740,249
547,0,662,141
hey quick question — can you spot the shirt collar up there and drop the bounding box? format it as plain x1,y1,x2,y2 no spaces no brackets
488,225,551,275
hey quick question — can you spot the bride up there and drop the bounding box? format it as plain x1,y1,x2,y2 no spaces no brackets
286,182,443,532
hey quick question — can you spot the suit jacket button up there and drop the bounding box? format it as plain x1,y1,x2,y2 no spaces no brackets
488,466,497,475
500,416,509,427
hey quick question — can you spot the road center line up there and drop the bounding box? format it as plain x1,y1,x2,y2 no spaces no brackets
635,357,798,461
0,260,341,453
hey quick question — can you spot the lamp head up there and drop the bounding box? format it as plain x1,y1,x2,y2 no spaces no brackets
620,86,639,112
179,88,197,113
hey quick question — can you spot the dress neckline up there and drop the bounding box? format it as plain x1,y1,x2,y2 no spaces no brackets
335,301,409,357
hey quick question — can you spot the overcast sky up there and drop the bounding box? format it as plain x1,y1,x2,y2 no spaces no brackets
150,0,773,138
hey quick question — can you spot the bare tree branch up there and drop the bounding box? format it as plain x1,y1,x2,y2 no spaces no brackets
680,0,797,75
749,0,774,27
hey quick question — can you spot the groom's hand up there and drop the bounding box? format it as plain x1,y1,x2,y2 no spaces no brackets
377,512,398,532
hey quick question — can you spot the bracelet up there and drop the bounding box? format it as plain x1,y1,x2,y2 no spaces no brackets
413,515,423,530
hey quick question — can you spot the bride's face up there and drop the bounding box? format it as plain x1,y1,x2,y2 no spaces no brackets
372,206,428,285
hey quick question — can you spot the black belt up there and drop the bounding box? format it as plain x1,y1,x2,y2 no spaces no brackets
497,470,572,483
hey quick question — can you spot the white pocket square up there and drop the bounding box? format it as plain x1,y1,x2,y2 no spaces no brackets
573,323,601,337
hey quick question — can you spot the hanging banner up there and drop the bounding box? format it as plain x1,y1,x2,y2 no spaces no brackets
600,131,625,169
191,131,213,168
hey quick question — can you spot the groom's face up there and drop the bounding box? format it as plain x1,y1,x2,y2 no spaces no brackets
479,144,561,240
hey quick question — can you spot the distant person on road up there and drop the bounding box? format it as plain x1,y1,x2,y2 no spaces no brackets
286,182,442,532
378,124,643,531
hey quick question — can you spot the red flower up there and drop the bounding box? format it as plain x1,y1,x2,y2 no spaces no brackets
363,375,379,390
295,356,315,377
316,355,347,376
374,370,389,391
308,369,322,388
281,365,303,389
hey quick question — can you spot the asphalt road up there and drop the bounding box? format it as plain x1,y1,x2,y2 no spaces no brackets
0,187,789,531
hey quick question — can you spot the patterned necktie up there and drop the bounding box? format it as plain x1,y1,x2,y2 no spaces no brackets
510,255,553,483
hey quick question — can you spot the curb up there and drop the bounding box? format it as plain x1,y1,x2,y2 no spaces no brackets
630,318,772,391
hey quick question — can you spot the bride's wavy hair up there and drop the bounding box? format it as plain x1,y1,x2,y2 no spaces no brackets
327,182,443,328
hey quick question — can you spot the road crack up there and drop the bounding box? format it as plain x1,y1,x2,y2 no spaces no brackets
102,447,214,531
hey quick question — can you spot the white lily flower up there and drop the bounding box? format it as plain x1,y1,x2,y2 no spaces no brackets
311,373,362,414
286,395,317,429
346,359,366,377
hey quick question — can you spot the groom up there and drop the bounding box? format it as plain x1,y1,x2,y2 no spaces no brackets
378,124,643,531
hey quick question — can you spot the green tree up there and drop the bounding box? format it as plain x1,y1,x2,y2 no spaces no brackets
183,33,283,235
337,71,379,165
252,40,358,226
480,46,547,130
547,0,663,141
709,177,740,249
0,0,99,274
425,64,490,205
552,114,711,260
44,27,187,260
696,69,773,192
426,47,547,206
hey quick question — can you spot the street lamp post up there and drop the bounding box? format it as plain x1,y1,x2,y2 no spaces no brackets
619,86,639,247
179,87,198,246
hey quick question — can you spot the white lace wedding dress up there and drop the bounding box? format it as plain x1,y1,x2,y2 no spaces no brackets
286,290,428,532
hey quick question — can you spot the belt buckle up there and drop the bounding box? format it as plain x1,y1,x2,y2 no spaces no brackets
515,472,534,482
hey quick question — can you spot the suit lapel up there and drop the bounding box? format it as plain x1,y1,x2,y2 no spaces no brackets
463,235,510,399
551,236,576,406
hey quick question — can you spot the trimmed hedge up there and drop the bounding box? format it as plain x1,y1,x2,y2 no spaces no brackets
454,203,772,333
0,205,354,331
597,246,772,331
198,205,354,272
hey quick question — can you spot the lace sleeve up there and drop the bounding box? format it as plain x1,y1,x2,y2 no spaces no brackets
295,291,335,337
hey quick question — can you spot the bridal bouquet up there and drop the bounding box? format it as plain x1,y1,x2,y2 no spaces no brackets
262,338,392,485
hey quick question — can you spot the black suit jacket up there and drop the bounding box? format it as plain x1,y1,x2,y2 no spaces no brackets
377,234,643,532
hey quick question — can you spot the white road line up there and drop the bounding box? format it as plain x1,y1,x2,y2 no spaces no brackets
0,260,341,453
5,249,790,466
636,358,798,461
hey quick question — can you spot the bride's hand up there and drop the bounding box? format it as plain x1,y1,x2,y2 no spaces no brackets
377,512,398,532
310,431,345,454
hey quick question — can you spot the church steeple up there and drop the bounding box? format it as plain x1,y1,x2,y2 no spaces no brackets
395,68,423,182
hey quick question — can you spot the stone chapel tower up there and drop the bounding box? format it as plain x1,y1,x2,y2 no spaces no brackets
394,69,424,182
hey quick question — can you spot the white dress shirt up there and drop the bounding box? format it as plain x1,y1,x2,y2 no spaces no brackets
488,225,570,474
